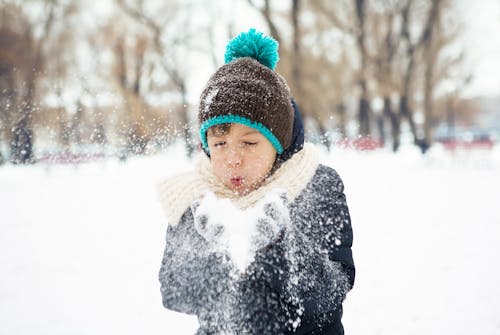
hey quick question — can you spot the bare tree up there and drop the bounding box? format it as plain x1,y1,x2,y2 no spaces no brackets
0,2,54,163
291,0,301,94
419,0,442,152
0,0,79,163
354,0,372,136
246,1,322,129
248,0,358,144
420,0,465,151
111,33,150,155
117,0,196,156
310,0,373,137
369,2,404,150
247,0,283,44
396,0,463,153
397,0,437,152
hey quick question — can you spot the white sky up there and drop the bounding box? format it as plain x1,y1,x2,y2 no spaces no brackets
458,0,500,97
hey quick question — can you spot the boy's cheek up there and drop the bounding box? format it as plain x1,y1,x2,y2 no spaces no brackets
210,164,234,185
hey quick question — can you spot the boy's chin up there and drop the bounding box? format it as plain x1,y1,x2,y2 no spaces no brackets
229,185,250,195
225,182,254,196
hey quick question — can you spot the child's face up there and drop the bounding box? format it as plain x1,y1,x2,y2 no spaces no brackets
207,123,277,195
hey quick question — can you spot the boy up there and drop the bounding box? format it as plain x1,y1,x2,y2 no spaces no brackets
158,29,354,334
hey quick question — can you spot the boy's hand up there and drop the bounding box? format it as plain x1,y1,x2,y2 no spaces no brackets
191,201,225,244
252,192,290,251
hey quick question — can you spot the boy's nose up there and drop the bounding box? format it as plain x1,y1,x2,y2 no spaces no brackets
227,148,242,167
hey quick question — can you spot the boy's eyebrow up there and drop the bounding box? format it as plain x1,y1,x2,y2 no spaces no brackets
210,133,226,138
241,130,259,136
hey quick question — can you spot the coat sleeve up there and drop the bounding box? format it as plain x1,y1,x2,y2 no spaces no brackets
292,164,355,290
320,166,355,288
158,209,231,315
280,165,355,330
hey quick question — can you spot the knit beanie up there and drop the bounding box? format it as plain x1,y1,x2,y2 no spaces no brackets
198,29,294,155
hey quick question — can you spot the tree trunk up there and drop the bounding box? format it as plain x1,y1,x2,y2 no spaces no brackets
10,79,35,164
336,103,347,139
446,98,455,139
399,94,428,153
291,0,301,94
398,48,424,152
358,93,371,136
421,1,442,153
383,96,400,152
355,0,371,137
10,117,34,164
422,59,433,152
376,113,385,146
0,73,15,163
399,0,433,153
180,83,194,157
317,121,331,151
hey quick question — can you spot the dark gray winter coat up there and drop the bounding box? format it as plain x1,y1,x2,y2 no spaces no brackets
158,163,355,335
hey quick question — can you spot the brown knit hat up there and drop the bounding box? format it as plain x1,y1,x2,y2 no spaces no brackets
198,30,294,155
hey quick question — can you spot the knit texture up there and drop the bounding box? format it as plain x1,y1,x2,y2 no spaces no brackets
199,114,284,154
198,57,294,154
156,143,319,227
224,28,279,70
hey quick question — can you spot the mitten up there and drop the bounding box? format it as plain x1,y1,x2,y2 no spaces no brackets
191,201,225,245
252,192,290,251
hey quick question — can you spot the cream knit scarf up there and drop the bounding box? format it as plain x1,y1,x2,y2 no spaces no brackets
156,143,320,226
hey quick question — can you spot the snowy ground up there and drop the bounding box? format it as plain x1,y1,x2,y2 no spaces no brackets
1,143,499,335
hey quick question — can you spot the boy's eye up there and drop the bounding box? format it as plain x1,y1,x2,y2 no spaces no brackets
213,141,226,148
243,141,257,146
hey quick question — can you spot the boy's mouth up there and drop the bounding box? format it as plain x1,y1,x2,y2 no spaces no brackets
230,176,244,187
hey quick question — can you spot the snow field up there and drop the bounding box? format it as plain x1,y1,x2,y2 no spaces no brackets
1,143,499,334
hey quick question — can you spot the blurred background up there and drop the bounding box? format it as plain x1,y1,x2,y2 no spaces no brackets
1,1,500,335
0,0,499,164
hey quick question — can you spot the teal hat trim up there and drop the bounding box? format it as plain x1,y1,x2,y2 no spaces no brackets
199,115,284,154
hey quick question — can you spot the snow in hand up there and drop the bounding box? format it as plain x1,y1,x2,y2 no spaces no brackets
191,189,289,273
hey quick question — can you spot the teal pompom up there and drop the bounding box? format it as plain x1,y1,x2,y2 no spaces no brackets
224,28,279,70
